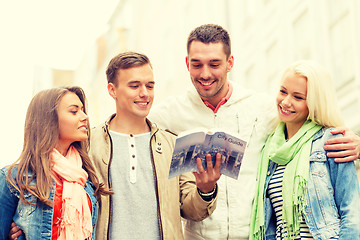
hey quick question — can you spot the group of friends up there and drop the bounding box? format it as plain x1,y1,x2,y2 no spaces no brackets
0,24,359,240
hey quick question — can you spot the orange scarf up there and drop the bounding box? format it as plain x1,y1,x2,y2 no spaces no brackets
50,146,92,240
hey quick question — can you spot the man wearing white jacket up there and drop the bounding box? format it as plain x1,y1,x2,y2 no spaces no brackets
149,24,360,239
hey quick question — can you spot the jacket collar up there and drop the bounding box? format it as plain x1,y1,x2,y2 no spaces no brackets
188,80,254,108
312,127,327,142
102,113,159,137
228,81,255,104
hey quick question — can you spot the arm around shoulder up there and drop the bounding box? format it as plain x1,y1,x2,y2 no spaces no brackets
324,127,360,162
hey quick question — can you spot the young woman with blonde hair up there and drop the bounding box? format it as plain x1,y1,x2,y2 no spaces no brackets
250,60,360,239
0,86,110,240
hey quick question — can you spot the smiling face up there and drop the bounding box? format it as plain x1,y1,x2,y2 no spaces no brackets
276,70,309,137
57,92,88,153
186,41,233,107
108,64,154,121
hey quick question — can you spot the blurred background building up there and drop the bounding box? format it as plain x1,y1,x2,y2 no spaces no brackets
1,0,359,166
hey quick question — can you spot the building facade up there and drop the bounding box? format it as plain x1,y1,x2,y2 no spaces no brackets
70,0,360,134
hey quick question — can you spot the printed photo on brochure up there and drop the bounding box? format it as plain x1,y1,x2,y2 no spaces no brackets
168,128,247,179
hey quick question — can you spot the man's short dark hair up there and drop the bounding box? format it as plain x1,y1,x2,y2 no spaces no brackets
106,51,152,86
187,24,231,58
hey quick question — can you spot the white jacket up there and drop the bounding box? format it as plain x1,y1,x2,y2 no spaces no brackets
149,81,277,239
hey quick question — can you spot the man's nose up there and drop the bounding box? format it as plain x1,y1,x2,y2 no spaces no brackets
200,66,211,80
139,86,149,97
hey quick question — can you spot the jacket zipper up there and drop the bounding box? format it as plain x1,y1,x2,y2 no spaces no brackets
149,130,164,240
105,125,114,240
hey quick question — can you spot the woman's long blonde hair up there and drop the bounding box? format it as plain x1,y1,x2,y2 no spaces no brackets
7,86,110,206
280,60,344,128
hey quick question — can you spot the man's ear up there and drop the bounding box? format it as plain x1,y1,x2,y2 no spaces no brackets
185,56,190,71
107,83,116,99
227,55,234,72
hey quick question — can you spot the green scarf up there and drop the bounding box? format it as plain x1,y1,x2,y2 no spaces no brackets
250,120,322,240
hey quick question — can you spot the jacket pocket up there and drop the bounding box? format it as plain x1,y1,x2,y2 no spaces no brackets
16,192,37,217
309,151,327,177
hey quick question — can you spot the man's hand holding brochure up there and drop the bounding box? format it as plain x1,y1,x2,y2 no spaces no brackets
168,128,247,180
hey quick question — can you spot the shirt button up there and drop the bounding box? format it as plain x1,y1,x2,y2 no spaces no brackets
132,155,135,158
130,134,133,137
132,166,135,170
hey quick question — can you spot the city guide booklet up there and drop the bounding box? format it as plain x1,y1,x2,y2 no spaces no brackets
168,128,247,180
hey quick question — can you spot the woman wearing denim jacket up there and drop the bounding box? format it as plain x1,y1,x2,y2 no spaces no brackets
0,87,111,240
250,60,360,240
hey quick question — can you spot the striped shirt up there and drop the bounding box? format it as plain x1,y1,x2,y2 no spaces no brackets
267,165,339,240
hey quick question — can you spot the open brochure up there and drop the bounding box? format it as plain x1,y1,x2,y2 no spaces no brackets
168,128,247,179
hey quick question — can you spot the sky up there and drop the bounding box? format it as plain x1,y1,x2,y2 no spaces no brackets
0,0,119,167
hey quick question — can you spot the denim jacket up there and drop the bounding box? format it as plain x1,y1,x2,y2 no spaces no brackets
0,167,98,240
263,128,360,240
